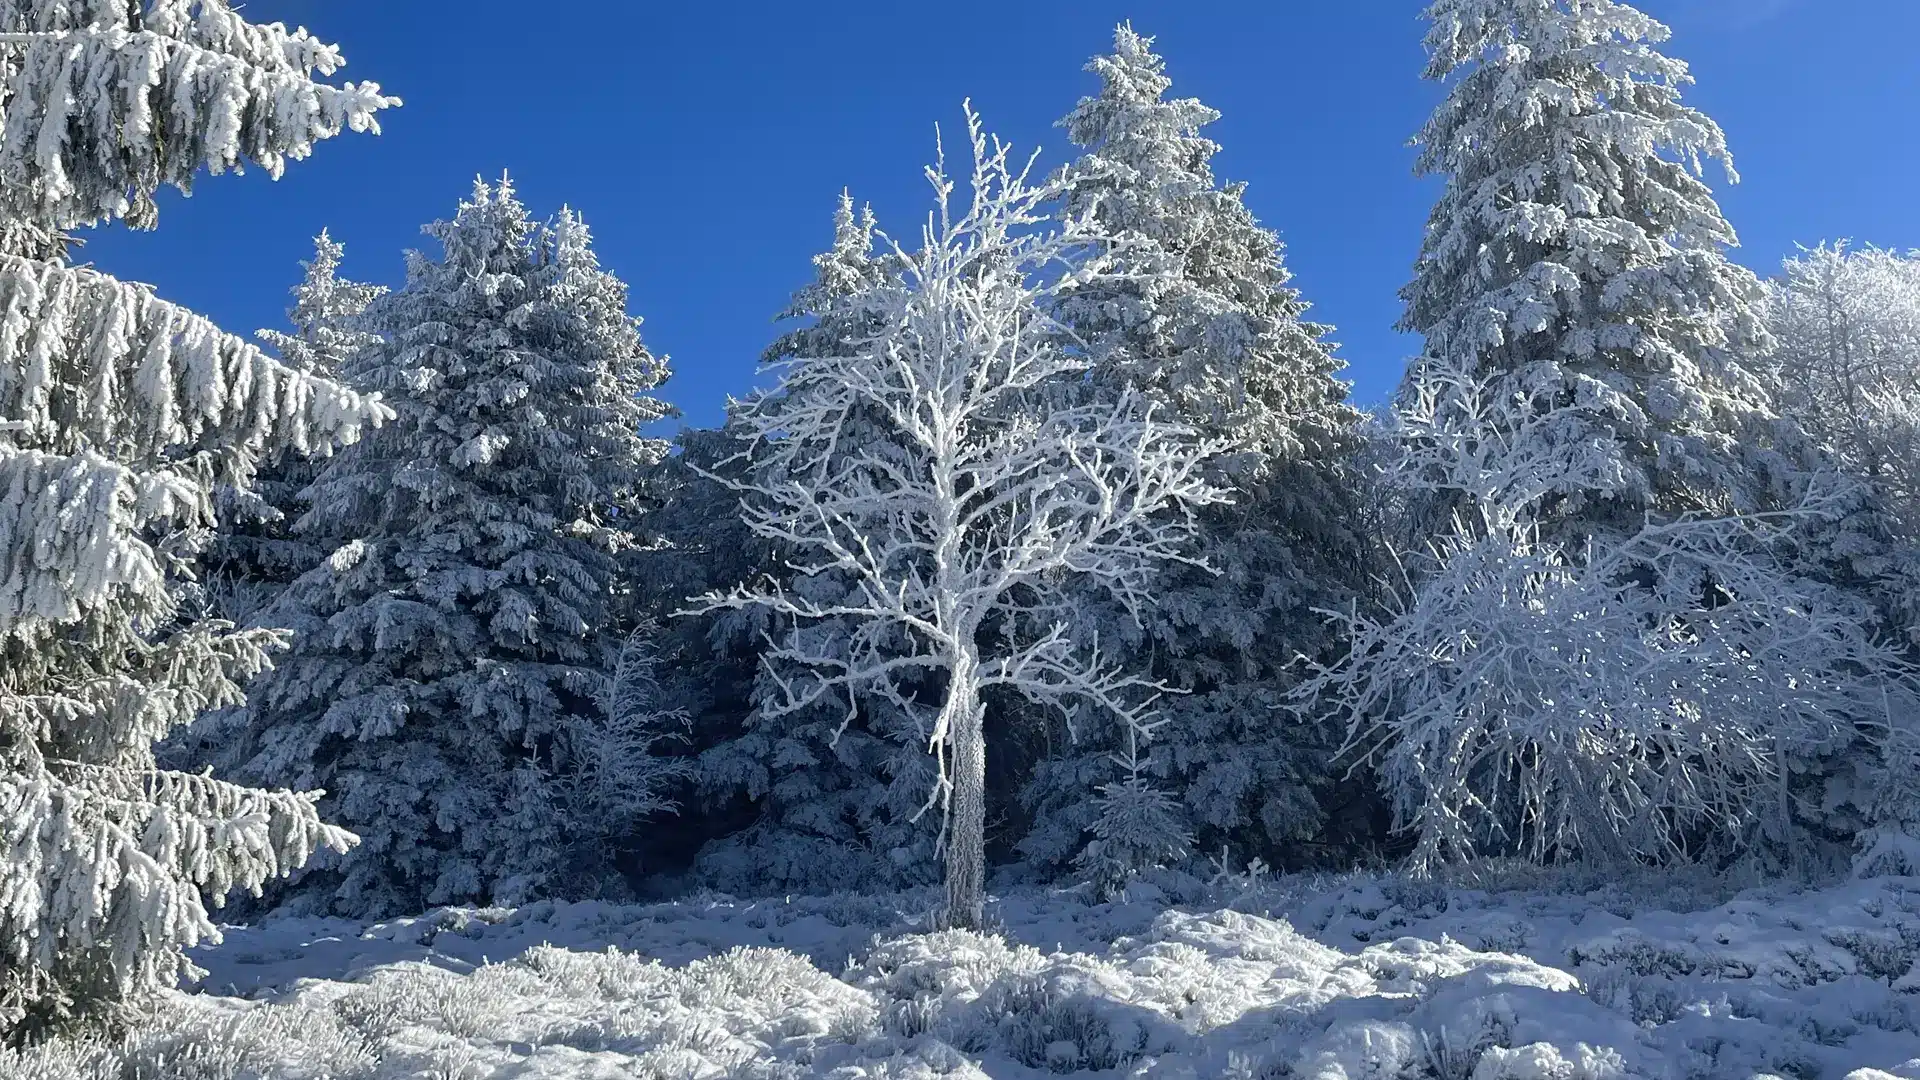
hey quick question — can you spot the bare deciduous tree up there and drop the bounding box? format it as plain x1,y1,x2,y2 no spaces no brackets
698,106,1228,928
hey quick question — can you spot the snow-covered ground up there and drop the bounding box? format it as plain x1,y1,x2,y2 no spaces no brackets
15,868,1920,1079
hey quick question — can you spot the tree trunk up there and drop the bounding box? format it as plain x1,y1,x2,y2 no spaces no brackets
941,662,988,931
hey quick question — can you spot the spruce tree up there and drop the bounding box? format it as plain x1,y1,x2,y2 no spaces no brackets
1021,25,1373,877
228,179,673,915
1397,0,1776,538
0,0,394,1037
688,193,946,895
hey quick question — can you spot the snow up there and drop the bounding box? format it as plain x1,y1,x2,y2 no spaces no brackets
17,870,1920,1078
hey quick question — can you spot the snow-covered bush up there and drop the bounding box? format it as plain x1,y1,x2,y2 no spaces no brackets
226,179,674,916
0,0,394,1040
698,104,1227,928
1307,363,1920,873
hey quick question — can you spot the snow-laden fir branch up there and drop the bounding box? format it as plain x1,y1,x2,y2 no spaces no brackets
0,1,398,232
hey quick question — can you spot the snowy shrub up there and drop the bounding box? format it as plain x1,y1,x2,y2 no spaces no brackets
0,997,377,1080
0,0,394,1040
115,1003,378,1080
1306,356,1920,873
849,929,1182,1071
1472,1043,1635,1080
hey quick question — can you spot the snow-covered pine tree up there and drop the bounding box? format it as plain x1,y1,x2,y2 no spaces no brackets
1398,0,1776,540
1073,726,1193,898
687,194,949,896
700,106,1228,929
206,233,386,626
1020,25,1373,879
226,179,674,915
0,0,395,1038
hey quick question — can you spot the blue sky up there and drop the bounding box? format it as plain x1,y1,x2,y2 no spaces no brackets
83,0,1920,429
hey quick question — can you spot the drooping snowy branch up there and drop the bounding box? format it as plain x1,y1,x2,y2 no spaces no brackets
0,0,398,231
0,253,389,471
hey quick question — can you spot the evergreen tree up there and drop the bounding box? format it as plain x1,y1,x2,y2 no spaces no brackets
207,233,386,626
687,193,947,895
1021,25,1374,878
227,179,673,915
0,0,394,1038
1397,0,1776,539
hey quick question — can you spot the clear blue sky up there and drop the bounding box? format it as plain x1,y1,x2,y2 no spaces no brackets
82,0,1920,429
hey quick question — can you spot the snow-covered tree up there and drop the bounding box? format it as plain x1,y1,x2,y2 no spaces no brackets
226,179,674,915
699,107,1228,929
1304,360,1919,873
553,626,691,890
1760,245,1920,868
1399,0,1778,543
1763,243,1920,537
205,232,386,626
0,0,395,1039
1073,725,1192,898
1020,25,1373,877
688,195,950,895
